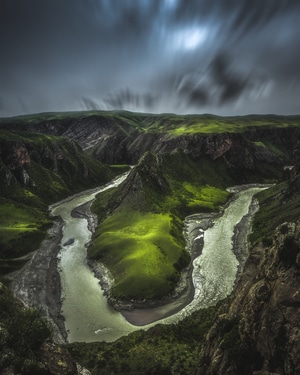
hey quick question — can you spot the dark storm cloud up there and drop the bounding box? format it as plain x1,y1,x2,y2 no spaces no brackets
179,84,209,107
173,53,252,108
230,0,300,37
209,53,250,104
0,0,299,117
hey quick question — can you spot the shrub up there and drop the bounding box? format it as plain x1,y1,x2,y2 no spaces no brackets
278,235,300,267
0,285,52,373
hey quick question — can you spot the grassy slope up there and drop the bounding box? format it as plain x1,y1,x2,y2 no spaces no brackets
143,113,300,135
0,129,124,276
90,140,288,300
2,111,300,135
90,211,184,299
0,200,51,273
90,153,232,300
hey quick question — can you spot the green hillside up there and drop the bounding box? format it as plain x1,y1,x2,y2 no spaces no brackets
90,150,262,301
2,110,300,135
0,129,124,276
0,110,300,374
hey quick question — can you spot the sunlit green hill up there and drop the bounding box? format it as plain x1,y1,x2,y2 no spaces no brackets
0,109,300,374
0,128,124,276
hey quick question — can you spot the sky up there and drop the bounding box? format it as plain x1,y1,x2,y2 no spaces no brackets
0,0,300,117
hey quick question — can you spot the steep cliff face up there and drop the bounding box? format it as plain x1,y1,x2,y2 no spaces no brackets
2,112,299,171
1,113,140,164
0,130,119,274
87,130,293,173
70,119,297,172
197,222,300,375
0,139,64,188
0,132,115,203
104,152,171,212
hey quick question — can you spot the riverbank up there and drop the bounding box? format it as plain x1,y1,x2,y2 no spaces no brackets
85,206,199,325
10,182,268,342
71,202,198,325
10,196,108,344
90,258,196,326
11,217,68,344
87,184,268,326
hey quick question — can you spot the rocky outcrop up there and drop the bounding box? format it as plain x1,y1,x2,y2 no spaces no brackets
96,152,171,215
0,139,59,187
0,133,116,204
89,130,287,170
197,221,300,375
2,112,299,170
1,114,140,164
39,342,91,375
0,141,31,185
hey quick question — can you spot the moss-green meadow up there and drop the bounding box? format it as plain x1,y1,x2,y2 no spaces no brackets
90,210,185,299
90,159,231,300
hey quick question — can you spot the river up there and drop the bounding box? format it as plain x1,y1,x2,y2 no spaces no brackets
50,172,267,343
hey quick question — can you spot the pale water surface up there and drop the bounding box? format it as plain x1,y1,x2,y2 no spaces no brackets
52,175,266,342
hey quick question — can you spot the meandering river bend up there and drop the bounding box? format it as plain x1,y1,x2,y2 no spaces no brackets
50,173,267,343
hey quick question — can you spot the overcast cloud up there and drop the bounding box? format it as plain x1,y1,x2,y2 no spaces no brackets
0,0,300,117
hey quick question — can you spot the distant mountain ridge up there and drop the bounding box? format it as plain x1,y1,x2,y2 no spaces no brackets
1,110,300,374
1,111,299,167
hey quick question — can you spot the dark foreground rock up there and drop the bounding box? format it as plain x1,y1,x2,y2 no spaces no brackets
196,221,300,375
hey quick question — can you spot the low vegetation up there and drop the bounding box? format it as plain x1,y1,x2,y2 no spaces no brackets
3,111,300,136
0,129,125,277
91,152,231,300
0,283,52,374
278,234,300,267
90,210,187,299
0,200,50,276
249,173,300,245
67,304,219,375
